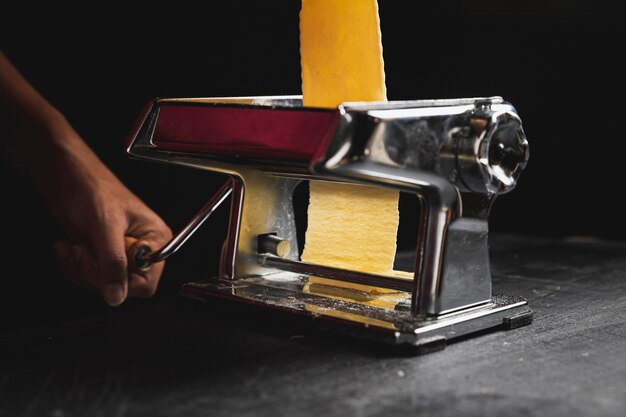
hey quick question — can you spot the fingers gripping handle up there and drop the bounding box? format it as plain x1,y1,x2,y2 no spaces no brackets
125,237,153,272
124,179,234,274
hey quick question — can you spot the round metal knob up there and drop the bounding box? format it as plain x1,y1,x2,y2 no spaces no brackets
481,111,529,193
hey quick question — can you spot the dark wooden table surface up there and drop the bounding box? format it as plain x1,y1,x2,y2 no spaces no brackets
1,233,625,417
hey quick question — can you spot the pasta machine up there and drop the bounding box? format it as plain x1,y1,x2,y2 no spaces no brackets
125,95,532,350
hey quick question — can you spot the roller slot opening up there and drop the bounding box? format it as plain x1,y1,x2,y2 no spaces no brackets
292,181,421,276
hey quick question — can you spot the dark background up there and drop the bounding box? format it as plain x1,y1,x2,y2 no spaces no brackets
1,0,625,324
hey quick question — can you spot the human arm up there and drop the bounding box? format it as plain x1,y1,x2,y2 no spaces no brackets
0,50,172,306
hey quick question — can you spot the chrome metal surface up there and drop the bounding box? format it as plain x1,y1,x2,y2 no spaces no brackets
220,178,244,279
435,218,491,314
224,171,301,279
135,179,233,268
307,97,528,315
261,256,414,292
180,275,532,347
125,94,531,341
257,234,291,258
311,96,528,195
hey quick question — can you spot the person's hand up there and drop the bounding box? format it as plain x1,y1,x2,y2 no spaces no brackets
1,51,172,306
25,118,172,306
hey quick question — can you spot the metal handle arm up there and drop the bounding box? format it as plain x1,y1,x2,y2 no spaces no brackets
126,178,234,272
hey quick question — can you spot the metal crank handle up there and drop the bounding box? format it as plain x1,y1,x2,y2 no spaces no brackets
124,178,234,273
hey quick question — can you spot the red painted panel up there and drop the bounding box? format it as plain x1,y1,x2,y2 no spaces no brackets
151,104,338,162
